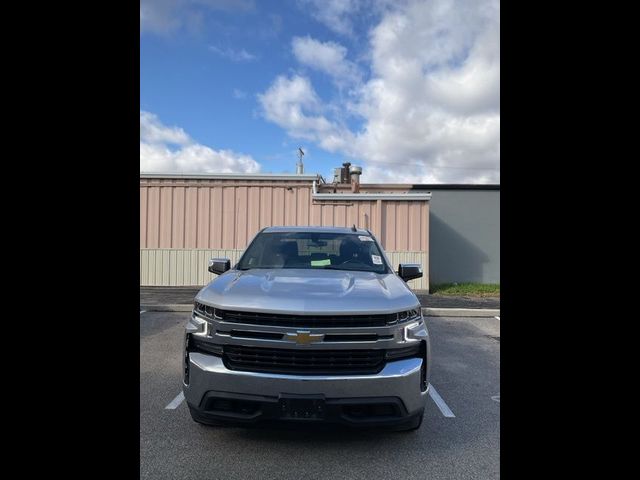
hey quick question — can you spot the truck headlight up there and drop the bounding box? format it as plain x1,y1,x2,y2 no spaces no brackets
191,302,219,335
404,308,422,321
389,307,422,325
194,301,220,320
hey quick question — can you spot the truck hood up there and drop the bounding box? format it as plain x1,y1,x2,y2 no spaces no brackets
195,268,419,315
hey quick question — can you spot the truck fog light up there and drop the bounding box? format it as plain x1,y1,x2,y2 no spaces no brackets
385,343,421,360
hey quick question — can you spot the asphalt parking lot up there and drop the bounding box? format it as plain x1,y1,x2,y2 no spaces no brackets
140,312,500,480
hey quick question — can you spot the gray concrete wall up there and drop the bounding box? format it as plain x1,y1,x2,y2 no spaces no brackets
428,189,500,284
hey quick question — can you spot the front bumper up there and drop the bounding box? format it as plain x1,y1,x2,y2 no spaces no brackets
183,351,429,426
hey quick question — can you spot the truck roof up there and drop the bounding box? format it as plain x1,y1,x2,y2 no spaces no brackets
262,226,371,235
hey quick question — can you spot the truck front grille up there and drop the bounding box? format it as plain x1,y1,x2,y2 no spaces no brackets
217,309,395,328
223,345,386,375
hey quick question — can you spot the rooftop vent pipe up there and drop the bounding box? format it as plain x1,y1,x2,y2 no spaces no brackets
330,162,362,192
350,165,362,193
341,162,351,184
296,148,305,174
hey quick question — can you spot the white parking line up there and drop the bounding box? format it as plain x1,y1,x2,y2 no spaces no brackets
428,384,456,417
165,391,185,410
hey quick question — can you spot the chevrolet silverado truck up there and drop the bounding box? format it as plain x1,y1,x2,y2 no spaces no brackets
183,226,430,431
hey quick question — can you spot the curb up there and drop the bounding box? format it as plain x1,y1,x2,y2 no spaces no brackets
422,307,499,318
142,304,500,318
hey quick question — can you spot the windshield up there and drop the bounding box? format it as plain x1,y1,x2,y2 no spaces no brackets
237,232,390,273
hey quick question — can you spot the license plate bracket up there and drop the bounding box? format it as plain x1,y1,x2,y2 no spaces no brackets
278,394,326,420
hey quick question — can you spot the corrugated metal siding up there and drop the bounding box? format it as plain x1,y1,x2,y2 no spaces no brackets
140,249,244,287
140,178,429,252
140,249,428,290
140,177,429,291
381,201,429,252
385,251,428,290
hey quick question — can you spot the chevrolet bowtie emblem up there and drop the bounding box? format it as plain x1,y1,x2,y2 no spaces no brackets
285,330,324,345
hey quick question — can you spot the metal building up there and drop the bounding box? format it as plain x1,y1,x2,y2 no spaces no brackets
416,185,500,285
140,168,432,290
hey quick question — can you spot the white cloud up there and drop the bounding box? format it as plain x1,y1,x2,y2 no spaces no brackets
209,45,257,62
140,0,180,35
140,0,255,35
140,111,260,173
291,36,361,88
139,111,191,145
297,0,363,36
260,0,500,183
257,75,355,152
258,75,323,133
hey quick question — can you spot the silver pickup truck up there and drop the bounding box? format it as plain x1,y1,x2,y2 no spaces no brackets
183,226,430,431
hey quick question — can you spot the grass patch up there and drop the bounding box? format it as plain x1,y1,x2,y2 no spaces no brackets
430,283,500,297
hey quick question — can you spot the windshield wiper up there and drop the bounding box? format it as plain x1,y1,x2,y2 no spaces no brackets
237,266,279,270
321,265,371,272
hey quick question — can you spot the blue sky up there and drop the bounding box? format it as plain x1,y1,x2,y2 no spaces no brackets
140,0,500,183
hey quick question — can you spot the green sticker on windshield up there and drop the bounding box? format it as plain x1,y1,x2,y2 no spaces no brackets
311,259,331,266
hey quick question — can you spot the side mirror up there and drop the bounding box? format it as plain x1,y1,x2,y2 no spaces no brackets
398,263,423,282
208,258,231,275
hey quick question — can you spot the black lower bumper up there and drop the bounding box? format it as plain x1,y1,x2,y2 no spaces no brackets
188,390,422,428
